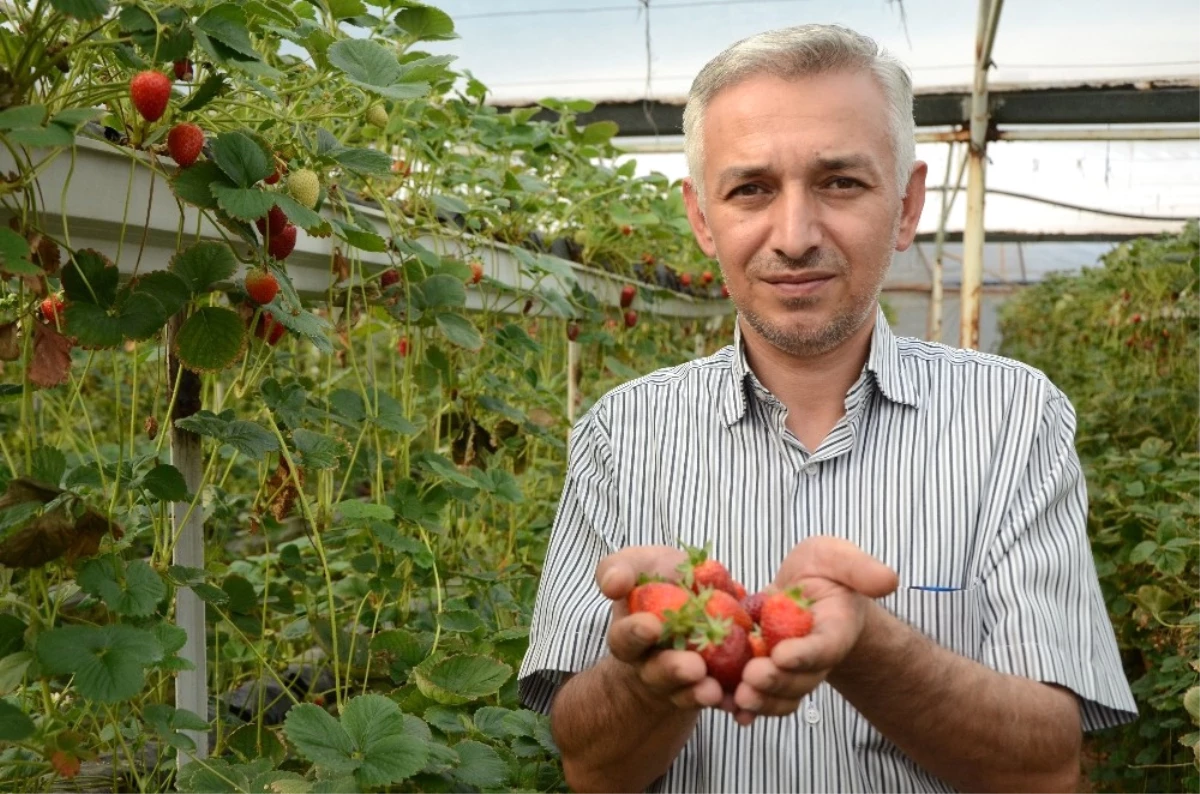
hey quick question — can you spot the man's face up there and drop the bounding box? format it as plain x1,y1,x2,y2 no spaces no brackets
683,70,926,358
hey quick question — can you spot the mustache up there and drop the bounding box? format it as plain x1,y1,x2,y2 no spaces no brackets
747,248,845,276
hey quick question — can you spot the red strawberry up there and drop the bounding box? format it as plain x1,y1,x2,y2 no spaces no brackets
731,581,747,601
267,224,297,260
256,205,288,239
264,164,282,185
759,588,814,650
748,629,769,658
627,581,691,623
701,270,713,286
566,322,580,342
40,294,65,324
641,252,655,266
167,123,204,168
680,272,692,287
469,261,484,284
693,620,751,693
380,268,400,288
255,311,286,345
741,591,766,625
173,59,193,81
129,71,171,122
245,268,279,305
623,309,638,329
396,336,409,357
50,750,80,779
702,589,753,633
620,224,633,236
619,284,636,308
680,544,736,596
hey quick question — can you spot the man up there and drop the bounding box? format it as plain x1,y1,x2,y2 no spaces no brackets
518,24,1137,793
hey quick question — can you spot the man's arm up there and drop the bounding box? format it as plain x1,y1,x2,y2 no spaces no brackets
827,599,1081,793
549,548,727,794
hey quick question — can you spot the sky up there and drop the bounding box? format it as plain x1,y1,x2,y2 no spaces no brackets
414,0,1199,273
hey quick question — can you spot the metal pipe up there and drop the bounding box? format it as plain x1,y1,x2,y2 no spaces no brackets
916,126,1200,143
928,142,954,341
960,0,999,350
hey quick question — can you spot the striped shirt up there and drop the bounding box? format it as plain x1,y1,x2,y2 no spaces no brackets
519,307,1138,793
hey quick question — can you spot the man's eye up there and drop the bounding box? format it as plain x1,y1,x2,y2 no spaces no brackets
828,177,863,190
730,184,764,197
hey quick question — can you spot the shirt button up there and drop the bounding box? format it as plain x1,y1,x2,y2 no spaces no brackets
804,466,819,477
804,706,821,724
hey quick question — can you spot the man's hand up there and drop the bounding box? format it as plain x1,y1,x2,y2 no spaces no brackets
732,537,899,725
596,546,728,712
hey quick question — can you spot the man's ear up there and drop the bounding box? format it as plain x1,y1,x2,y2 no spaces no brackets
894,161,927,252
682,178,717,258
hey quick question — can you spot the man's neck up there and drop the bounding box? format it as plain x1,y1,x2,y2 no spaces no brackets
739,313,876,451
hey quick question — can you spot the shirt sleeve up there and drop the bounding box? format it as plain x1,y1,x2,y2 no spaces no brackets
977,385,1139,731
518,406,622,715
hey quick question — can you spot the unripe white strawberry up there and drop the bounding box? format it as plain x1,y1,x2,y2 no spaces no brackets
287,168,320,209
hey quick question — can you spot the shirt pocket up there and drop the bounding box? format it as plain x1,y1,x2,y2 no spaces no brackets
878,585,983,661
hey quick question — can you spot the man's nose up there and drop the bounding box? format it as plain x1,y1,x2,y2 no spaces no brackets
768,186,823,263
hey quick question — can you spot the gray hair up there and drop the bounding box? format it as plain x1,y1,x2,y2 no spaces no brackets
682,25,916,202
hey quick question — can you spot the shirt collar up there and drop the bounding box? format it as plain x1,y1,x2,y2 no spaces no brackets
721,306,921,427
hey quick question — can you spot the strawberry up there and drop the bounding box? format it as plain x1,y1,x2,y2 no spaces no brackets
748,628,769,658
680,272,692,287
264,164,282,185
759,588,814,650
702,588,753,633
566,322,580,342
166,123,204,168
701,270,713,286
255,205,288,239
267,224,298,261
469,260,484,284
641,252,655,266
287,168,320,209
619,284,636,308
173,59,193,81
626,580,691,624
245,268,279,305
366,105,389,128
50,750,80,779
623,309,638,329
40,294,65,324
380,268,400,289
129,70,172,122
396,336,409,357
731,581,747,601
693,619,751,693
741,591,766,625
680,544,736,596
619,224,633,236
721,284,730,299
255,311,286,345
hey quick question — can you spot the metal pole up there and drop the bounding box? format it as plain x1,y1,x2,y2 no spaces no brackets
567,339,579,426
929,142,968,343
167,314,208,766
960,0,1003,350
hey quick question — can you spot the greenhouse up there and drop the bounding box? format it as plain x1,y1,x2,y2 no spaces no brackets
0,0,1195,792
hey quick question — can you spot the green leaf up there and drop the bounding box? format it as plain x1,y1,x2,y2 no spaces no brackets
435,313,483,351
37,624,163,702
171,241,239,294
412,654,511,706
77,556,167,617
394,54,456,83
0,104,46,130
221,574,257,614
64,302,122,348
48,0,108,21
1184,686,1199,722
212,184,276,221
1129,540,1157,564
452,740,509,789
29,446,66,485
333,221,387,253
334,501,394,522
180,73,229,113
372,390,417,435
171,161,231,209
342,694,429,786
210,130,273,188
326,0,366,19
63,250,119,308
127,271,191,320
328,38,401,86
394,5,457,41
0,228,37,275
174,307,246,372
0,651,33,695
284,704,359,776
7,125,73,148
328,389,365,421
195,4,259,60
333,147,391,176
438,610,483,633
273,194,324,233
431,193,469,216
0,614,26,658
0,701,34,740
174,410,280,457
472,706,515,740
416,274,465,309
579,120,618,146
292,429,348,470
140,463,189,501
